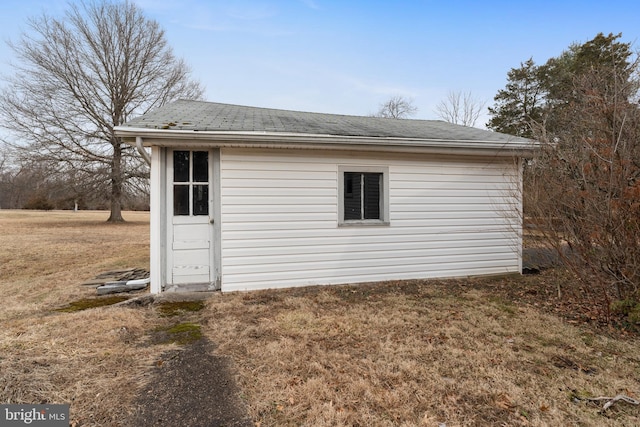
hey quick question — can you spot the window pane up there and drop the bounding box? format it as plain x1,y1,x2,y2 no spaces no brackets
173,151,190,182
344,172,361,220
193,151,208,182
173,185,189,215
363,173,381,220
193,185,209,216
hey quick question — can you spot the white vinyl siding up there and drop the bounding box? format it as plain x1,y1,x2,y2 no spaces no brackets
219,148,521,292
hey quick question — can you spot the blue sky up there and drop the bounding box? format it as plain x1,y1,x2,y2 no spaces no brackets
1,0,639,127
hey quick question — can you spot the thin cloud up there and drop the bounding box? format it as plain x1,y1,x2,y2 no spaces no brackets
300,0,321,10
139,1,291,36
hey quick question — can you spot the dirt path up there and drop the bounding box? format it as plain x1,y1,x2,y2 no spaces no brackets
128,338,253,427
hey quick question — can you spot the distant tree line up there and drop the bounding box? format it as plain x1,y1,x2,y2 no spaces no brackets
0,150,149,210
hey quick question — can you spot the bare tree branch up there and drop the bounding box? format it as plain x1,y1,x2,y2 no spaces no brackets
525,58,640,319
0,0,203,221
372,95,417,119
434,90,487,127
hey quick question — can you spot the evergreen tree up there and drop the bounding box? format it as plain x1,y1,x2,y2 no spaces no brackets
540,33,635,140
487,58,544,138
488,33,635,140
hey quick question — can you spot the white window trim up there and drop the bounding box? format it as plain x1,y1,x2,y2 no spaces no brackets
338,165,390,226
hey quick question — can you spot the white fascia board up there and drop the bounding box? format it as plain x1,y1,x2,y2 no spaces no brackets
114,127,537,157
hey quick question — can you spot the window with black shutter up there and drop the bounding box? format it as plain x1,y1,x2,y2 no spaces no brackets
344,172,381,220
339,166,389,226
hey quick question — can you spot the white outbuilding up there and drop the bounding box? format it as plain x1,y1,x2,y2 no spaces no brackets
115,100,534,293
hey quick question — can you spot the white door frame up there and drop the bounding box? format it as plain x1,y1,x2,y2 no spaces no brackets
162,148,220,291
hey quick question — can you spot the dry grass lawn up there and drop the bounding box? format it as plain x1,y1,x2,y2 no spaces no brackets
1,210,639,426
203,280,640,426
0,210,171,426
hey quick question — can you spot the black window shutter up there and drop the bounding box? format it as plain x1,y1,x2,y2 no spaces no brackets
363,173,381,219
344,172,361,220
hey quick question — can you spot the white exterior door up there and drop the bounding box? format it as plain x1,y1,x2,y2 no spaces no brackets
167,149,214,286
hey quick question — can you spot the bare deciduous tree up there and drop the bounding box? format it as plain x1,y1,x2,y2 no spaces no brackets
491,33,640,322
373,95,418,119
0,0,203,222
524,58,640,321
434,90,486,127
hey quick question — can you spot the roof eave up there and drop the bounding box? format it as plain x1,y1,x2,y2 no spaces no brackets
114,127,537,157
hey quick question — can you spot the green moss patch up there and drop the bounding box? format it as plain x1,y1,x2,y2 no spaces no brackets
152,322,202,345
55,296,129,312
156,300,205,317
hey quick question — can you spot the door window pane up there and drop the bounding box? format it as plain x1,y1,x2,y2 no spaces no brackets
173,151,190,182
173,185,189,215
193,185,209,216
173,150,210,216
193,151,208,183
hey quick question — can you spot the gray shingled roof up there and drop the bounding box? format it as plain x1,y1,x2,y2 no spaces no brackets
120,99,530,144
